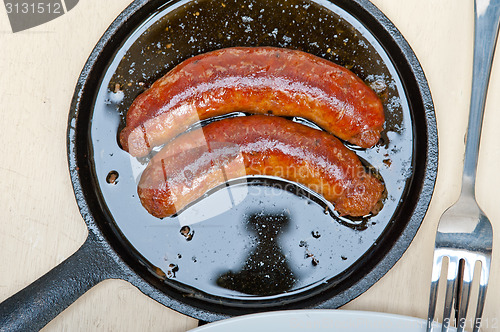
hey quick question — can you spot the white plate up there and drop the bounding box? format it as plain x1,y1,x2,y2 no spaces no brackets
189,310,454,332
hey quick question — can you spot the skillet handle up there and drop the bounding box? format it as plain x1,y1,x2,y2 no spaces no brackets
0,233,121,331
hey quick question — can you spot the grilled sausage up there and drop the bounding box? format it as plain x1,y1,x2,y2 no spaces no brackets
120,47,384,157
138,115,384,218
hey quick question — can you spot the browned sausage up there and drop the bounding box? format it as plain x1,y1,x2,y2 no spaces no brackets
120,47,384,157
138,115,384,218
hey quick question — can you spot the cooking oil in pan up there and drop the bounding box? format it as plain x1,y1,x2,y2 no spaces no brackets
131,179,395,300
90,0,415,301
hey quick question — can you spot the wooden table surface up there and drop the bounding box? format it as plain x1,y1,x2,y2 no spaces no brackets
1,0,500,331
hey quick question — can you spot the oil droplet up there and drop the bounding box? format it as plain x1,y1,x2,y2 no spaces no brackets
106,170,119,184
312,230,321,239
165,263,179,279
180,225,194,241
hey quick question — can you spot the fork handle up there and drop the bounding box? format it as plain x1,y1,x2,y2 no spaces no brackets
462,0,500,194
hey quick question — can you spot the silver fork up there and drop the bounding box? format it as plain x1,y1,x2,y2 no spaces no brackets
426,1,499,331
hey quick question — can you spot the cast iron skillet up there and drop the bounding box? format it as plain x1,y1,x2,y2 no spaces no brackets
0,0,438,330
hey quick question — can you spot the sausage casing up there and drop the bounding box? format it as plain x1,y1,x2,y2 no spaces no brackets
138,115,384,218
121,47,385,157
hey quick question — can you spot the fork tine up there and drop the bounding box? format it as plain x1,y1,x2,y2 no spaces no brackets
473,256,491,332
454,259,464,325
427,253,444,332
457,259,473,332
442,256,460,332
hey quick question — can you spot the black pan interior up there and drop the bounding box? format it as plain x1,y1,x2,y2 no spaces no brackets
70,0,436,319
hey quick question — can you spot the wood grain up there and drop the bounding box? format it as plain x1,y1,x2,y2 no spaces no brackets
0,0,499,331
